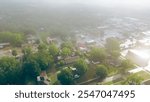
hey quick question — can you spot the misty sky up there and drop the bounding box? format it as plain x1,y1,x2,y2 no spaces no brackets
26,0,150,8
1,0,150,9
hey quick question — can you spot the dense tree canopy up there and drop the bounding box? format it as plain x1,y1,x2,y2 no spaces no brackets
73,59,88,76
105,37,120,59
61,47,72,58
89,47,107,63
36,51,54,71
105,37,120,52
12,49,17,57
49,43,59,58
96,65,108,80
0,32,25,47
61,41,73,50
122,74,143,85
57,68,74,85
120,59,134,74
38,43,48,52
22,54,41,79
0,57,21,84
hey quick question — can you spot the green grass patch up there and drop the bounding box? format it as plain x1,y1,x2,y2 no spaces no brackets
48,73,58,84
136,71,150,81
76,64,96,83
107,66,118,76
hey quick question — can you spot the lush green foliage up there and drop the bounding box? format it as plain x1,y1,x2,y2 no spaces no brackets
89,47,107,62
96,65,108,80
73,59,88,76
57,68,74,85
0,57,21,84
120,59,134,74
122,74,143,85
0,32,25,47
105,37,120,58
12,49,17,57
61,47,72,58
49,43,59,58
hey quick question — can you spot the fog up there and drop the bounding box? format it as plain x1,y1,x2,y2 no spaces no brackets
0,0,150,35
1,0,150,8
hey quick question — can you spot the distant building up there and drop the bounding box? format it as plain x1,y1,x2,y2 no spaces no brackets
126,49,150,67
37,71,51,85
0,43,10,49
27,35,37,44
46,37,57,44
64,56,79,65
77,42,88,52
141,79,150,85
86,40,96,45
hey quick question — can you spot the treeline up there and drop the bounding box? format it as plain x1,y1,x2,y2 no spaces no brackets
0,32,25,47
0,43,55,85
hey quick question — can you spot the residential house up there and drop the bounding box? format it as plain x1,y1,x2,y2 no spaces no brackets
64,56,79,65
0,43,10,49
126,49,150,67
37,71,50,85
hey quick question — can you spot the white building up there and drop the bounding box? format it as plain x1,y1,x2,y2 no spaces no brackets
126,49,150,67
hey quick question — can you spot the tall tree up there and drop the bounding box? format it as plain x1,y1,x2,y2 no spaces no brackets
89,47,107,63
73,59,88,76
105,37,120,52
96,65,108,80
36,51,54,71
57,68,74,85
105,37,120,59
61,41,73,50
0,57,21,84
38,43,47,52
49,43,59,58
22,54,41,79
120,59,134,74
12,49,17,57
61,47,71,58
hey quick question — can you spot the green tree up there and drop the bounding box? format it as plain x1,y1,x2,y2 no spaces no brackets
49,43,59,58
122,74,143,85
89,47,107,63
105,37,120,52
0,32,25,47
61,41,73,50
38,43,47,52
96,65,108,80
12,49,17,57
22,47,32,61
57,68,74,85
73,59,88,76
61,47,71,58
36,51,54,71
120,59,134,74
0,57,21,84
105,37,120,58
22,54,41,81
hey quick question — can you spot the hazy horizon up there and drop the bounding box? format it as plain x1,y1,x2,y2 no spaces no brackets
1,0,150,8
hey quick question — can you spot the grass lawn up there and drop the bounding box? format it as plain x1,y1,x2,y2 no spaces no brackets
102,71,150,85
47,67,58,84
107,66,118,76
76,64,120,84
48,73,58,84
136,71,150,81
